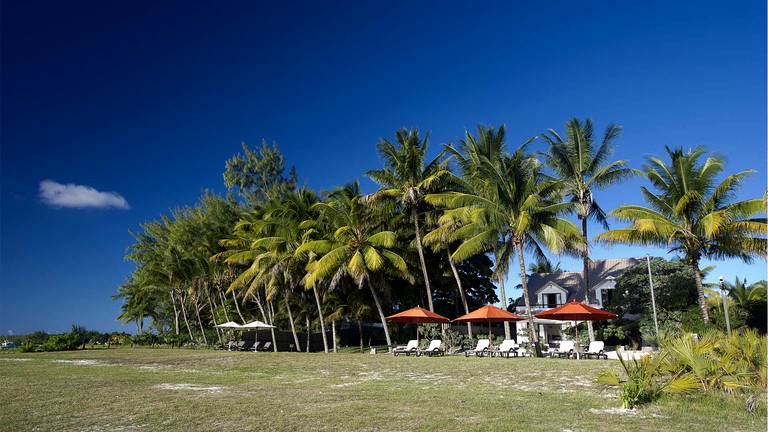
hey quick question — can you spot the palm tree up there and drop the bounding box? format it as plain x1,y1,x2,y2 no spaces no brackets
442,125,516,338
423,206,474,337
597,146,767,323
429,141,582,355
365,128,452,312
527,259,564,275
297,183,414,346
726,278,767,309
541,118,637,341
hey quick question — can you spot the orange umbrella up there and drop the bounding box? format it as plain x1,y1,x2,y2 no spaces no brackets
535,301,618,358
453,305,525,345
386,306,450,342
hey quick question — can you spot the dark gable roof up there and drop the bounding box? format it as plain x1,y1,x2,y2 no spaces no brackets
526,258,645,303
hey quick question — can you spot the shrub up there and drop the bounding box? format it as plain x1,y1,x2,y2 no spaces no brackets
597,329,767,410
41,332,81,351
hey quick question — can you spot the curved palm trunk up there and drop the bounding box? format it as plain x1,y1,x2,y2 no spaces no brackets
312,285,329,353
691,259,711,323
252,292,277,351
494,244,511,340
192,290,208,346
516,242,542,357
581,217,595,343
366,281,392,347
217,290,231,323
169,290,180,335
447,247,472,338
284,293,302,351
177,289,196,343
232,290,247,323
413,215,434,311
206,288,223,345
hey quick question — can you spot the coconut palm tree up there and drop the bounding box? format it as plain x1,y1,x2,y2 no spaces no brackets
442,125,517,338
541,118,637,340
297,183,414,346
365,128,452,312
596,146,767,323
429,141,582,355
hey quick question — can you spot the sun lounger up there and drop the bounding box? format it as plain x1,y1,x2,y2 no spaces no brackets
257,341,272,352
237,340,255,351
492,339,518,358
551,340,574,358
583,341,607,359
393,340,420,356
421,339,444,357
465,339,491,357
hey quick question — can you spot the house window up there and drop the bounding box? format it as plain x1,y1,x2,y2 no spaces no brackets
601,289,613,307
543,293,560,308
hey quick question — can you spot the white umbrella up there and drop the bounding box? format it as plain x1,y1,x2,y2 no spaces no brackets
215,321,243,329
241,320,276,329
214,321,244,350
241,321,276,352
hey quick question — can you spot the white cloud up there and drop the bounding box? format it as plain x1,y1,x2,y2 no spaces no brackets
39,180,130,210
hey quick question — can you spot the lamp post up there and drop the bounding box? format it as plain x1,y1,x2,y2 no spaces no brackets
719,276,731,336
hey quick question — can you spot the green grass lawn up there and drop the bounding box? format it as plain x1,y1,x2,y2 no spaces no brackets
0,348,763,431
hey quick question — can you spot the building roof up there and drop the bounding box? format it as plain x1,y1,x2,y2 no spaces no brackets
526,258,645,303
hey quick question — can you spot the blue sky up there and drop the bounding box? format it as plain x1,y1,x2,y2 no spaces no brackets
1,1,765,335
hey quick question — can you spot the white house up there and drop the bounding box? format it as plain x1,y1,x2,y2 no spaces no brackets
515,258,644,345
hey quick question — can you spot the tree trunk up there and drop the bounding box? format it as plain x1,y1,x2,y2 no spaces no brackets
169,290,180,335
366,281,392,346
267,300,277,352
217,290,231,323
495,243,511,340
516,241,542,356
691,259,711,323
206,287,223,345
581,217,595,342
332,320,338,353
306,315,311,353
413,214,434,311
177,289,196,343
312,285,329,353
447,247,472,338
191,286,208,346
252,292,277,351
284,293,302,352
232,290,247,323
358,319,364,353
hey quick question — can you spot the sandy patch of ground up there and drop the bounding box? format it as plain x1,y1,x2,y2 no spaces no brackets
52,359,114,366
153,383,224,393
0,358,32,361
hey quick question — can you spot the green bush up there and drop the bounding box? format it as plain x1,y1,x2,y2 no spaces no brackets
41,332,81,351
597,329,766,409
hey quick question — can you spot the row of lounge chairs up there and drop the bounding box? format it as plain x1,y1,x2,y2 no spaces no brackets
392,339,445,357
550,341,607,359
392,339,608,359
392,339,530,357
219,340,273,351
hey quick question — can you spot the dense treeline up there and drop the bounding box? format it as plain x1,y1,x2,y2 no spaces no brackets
115,119,767,354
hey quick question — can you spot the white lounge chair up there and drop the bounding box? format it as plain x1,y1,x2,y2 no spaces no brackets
393,340,419,356
492,339,518,358
551,340,575,358
465,339,491,357
584,341,607,359
421,339,444,357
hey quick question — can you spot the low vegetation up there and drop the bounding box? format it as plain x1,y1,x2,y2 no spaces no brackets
1,348,764,431
597,329,767,410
